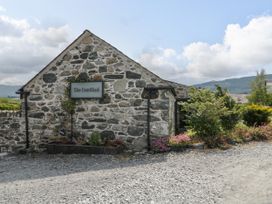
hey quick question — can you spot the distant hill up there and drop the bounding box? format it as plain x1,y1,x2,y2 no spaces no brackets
0,85,21,98
194,74,272,94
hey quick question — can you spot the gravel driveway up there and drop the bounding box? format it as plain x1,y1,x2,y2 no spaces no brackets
1,142,272,204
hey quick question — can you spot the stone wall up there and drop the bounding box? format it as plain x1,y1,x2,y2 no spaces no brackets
19,30,187,151
0,111,25,152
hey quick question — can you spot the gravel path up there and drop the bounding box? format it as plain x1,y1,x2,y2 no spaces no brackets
0,142,272,204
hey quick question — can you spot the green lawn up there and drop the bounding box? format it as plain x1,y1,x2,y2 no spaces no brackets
0,98,20,110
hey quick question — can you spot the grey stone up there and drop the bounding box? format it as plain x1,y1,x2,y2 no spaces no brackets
89,118,106,123
96,124,107,130
60,71,71,76
29,95,43,101
126,71,141,79
70,60,84,64
77,72,89,81
133,115,160,122
10,123,20,129
83,62,96,69
76,107,85,112
43,73,57,83
115,94,122,99
63,54,72,61
128,126,144,136
114,79,127,92
104,75,124,79
118,101,130,107
83,45,94,52
41,106,49,112
151,101,169,110
101,130,115,140
128,81,134,87
80,53,88,59
99,66,107,73
29,112,44,119
135,80,146,88
81,121,95,129
89,52,98,60
108,118,119,124
50,66,57,71
141,89,159,99
90,106,100,112
106,57,117,64
99,94,111,104
131,99,142,106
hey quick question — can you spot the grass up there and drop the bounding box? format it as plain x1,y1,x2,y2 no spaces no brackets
0,97,20,110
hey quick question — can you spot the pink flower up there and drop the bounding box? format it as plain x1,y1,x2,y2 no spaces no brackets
169,134,191,145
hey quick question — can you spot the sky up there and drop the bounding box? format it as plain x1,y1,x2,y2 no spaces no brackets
0,0,272,85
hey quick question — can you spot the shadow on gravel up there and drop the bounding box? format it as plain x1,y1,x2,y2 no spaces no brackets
0,152,168,183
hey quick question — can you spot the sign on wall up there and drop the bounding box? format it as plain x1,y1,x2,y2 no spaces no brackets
70,82,103,99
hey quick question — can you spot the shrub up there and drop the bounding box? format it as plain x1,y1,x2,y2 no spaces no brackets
182,88,227,147
168,134,191,147
214,85,240,130
254,124,272,140
242,104,272,126
151,136,170,152
89,131,102,146
228,122,272,143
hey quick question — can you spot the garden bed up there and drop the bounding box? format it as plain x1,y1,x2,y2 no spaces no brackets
45,144,124,155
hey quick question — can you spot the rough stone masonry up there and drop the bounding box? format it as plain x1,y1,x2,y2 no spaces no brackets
7,30,188,151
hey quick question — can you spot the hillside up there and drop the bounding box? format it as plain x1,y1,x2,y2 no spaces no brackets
0,85,21,98
194,74,272,94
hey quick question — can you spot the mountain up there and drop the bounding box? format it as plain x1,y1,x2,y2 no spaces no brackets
194,74,272,94
0,85,21,98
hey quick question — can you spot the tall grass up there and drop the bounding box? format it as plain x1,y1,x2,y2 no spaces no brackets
0,98,20,110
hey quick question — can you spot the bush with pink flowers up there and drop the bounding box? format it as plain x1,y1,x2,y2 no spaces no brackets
168,134,191,147
151,136,171,152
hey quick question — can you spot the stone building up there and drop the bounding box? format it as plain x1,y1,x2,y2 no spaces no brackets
17,30,188,151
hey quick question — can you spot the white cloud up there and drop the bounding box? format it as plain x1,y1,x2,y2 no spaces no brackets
0,14,70,85
138,16,272,85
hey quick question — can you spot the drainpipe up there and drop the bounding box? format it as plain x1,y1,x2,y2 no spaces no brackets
174,100,178,135
147,90,151,151
23,92,30,149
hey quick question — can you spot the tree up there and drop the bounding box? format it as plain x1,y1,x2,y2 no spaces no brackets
214,85,240,130
182,88,227,147
247,69,270,105
61,88,76,140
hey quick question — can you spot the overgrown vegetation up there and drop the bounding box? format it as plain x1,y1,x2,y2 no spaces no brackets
175,82,272,149
88,131,102,146
182,87,234,147
0,97,20,110
61,88,76,139
247,69,272,105
242,104,272,126
152,70,272,152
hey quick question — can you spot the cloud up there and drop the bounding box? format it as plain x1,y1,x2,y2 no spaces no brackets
138,16,272,85
0,14,69,85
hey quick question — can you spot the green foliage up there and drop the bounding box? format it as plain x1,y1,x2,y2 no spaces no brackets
214,85,240,130
242,104,272,126
247,69,272,105
88,131,102,146
0,97,20,110
182,88,227,147
61,88,76,115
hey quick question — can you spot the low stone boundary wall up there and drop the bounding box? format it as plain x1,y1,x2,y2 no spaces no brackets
0,111,25,152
